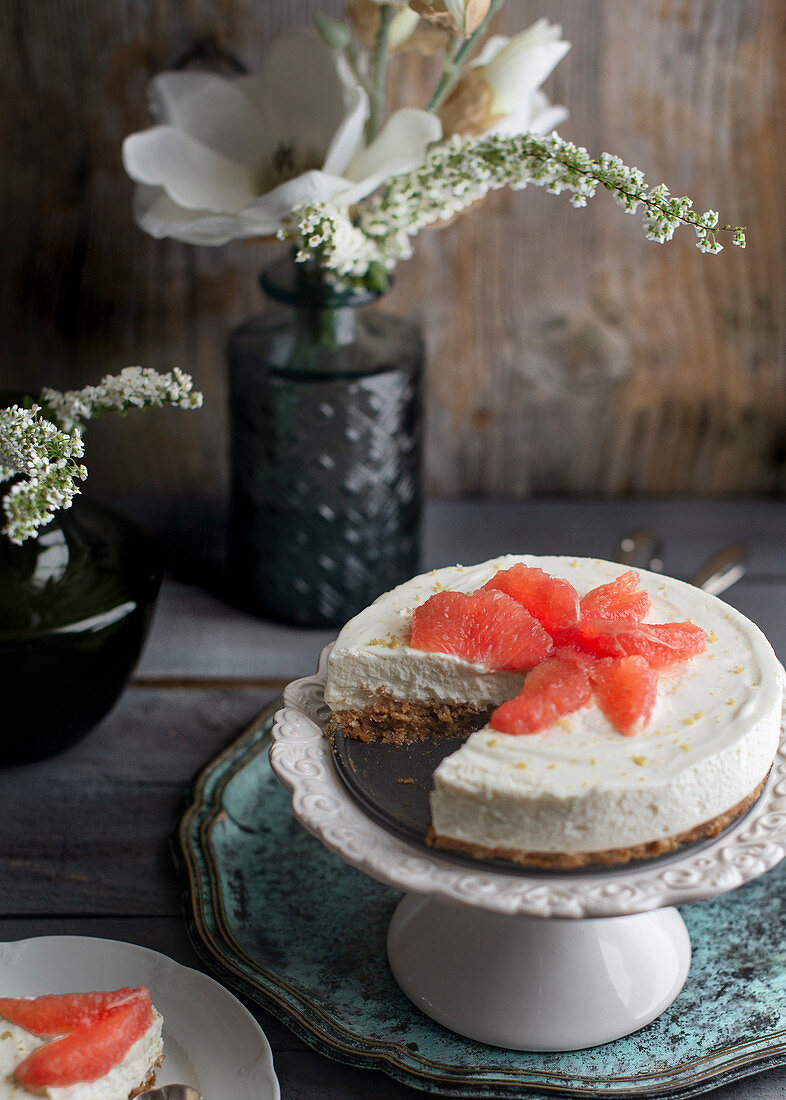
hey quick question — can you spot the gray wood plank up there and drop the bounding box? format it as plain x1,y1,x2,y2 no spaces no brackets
136,580,334,683
0,687,276,915
423,499,786,579
122,498,786,585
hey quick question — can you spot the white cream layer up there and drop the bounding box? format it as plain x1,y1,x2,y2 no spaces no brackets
0,1010,163,1100
325,555,783,855
325,559,538,710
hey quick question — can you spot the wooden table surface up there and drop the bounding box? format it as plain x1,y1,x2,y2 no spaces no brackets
2,498,785,1100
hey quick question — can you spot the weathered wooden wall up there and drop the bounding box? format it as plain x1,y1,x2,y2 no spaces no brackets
0,0,784,499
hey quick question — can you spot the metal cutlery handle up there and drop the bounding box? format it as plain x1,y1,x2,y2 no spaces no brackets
614,527,664,573
689,542,748,595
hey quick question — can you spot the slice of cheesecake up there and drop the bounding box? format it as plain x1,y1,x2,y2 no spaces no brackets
0,986,164,1099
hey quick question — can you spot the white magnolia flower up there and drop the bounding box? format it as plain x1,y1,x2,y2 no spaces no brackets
439,19,570,138
123,30,442,245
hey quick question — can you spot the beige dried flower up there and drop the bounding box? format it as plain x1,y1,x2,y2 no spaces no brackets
438,67,497,137
409,0,491,37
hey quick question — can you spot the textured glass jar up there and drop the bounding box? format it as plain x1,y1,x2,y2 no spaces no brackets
228,259,423,626
0,499,163,762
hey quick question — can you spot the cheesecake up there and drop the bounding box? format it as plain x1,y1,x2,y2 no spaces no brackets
324,556,783,867
0,987,164,1099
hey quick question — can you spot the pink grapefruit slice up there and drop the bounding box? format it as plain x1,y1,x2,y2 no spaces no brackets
553,619,707,667
579,569,650,622
490,656,593,734
591,656,658,735
411,588,553,671
482,564,580,634
14,988,153,1089
0,988,136,1037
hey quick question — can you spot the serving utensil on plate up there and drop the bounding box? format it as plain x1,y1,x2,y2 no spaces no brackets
138,1086,202,1100
689,541,748,596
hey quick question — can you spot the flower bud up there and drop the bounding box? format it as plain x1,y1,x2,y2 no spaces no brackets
313,12,353,50
347,0,422,49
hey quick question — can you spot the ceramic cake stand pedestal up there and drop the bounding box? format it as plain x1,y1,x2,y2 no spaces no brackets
270,650,786,1053
384,895,690,1051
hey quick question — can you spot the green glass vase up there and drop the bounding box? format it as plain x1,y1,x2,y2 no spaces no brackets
0,498,163,763
228,257,424,627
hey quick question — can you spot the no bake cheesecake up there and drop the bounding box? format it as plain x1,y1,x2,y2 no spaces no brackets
0,987,164,1100
324,555,783,867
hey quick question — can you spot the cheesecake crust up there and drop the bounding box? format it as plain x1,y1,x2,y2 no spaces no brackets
327,692,494,745
427,773,769,869
128,1050,165,1099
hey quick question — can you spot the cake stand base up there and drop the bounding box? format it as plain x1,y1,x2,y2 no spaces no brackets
387,894,691,1051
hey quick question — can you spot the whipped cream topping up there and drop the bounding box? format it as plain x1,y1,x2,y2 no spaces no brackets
325,555,783,855
0,1010,163,1100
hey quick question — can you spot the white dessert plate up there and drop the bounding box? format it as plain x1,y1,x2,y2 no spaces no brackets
0,935,280,1100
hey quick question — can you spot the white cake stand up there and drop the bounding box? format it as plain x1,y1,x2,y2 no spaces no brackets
270,648,786,1053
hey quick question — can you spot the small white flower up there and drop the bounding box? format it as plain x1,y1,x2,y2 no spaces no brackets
285,130,744,278
1,368,203,542
123,31,441,245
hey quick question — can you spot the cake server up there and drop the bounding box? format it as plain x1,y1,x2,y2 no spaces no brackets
138,1086,202,1100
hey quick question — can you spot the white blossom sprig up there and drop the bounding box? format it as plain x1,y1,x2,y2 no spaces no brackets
280,206,384,283
0,405,88,544
41,366,203,434
1,367,203,543
284,131,746,284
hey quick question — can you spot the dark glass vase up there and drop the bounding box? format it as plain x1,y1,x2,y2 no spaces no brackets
0,499,163,763
228,259,423,626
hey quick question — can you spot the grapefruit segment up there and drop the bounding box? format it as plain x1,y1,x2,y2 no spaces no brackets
580,569,650,622
592,656,658,736
553,619,707,667
14,988,153,1089
490,657,593,735
0,989,136,1037
411,588,553,671
482,564,580,634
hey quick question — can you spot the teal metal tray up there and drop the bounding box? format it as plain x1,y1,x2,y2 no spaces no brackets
177,702,786,1098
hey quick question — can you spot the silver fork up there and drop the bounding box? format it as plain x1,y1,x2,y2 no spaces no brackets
137,1086,201,1100
614,527,664,573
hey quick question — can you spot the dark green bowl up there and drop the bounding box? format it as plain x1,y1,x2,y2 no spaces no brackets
0,498,163,763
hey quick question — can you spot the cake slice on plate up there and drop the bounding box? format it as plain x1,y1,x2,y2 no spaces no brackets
324,555,783,867
0,986,164,1099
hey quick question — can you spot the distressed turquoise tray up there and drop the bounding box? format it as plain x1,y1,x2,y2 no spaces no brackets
177,702,786,1098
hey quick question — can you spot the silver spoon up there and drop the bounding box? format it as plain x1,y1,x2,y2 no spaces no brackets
137,1086,202,1100
690,541,748,596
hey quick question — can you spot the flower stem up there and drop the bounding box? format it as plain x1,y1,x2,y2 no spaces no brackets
366,3,395,143
427,0,507,113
